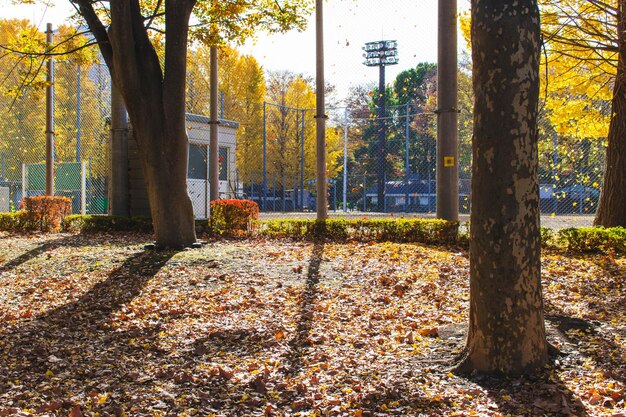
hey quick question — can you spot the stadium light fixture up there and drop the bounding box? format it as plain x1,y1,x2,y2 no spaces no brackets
362,40,398,212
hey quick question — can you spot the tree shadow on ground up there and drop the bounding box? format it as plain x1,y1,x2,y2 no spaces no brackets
441,323,589,416
0,239,340,415
0,235,87,272
0,233,144,273
285,241,324,376
176,241,451,415
192,327,281,357
189,241,327,371
0,247,177,413
546,313,626,385
476,369,588,416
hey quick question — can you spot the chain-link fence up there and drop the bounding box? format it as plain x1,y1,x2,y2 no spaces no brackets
0,60,111,214
218,94,603,230
0,19,606,229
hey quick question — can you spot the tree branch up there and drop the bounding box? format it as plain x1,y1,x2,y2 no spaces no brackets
0,41,99,58
71,0,113,72
145,0,164,29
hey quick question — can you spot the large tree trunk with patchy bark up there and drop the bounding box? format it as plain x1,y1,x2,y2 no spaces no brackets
78,0,198,248
456,0,548,375
595,2,626,227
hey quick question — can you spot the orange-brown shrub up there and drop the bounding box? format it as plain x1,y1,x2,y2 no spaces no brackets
210,199,259,234
20,196,72,232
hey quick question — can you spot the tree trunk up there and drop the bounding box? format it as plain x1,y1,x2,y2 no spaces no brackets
456,0,548,375
134,112,197,248
103,0,197,248
594,2,626,227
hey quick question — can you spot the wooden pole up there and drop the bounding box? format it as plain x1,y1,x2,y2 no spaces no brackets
45,23,55,196
436,0,459,221
315,0,328,220
210,46,220,202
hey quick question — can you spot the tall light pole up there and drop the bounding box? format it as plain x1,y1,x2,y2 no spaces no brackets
363,40,398,212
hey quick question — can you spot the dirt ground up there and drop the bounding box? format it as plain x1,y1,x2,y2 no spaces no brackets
0,232,624,416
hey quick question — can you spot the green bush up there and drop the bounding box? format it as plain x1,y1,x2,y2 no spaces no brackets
257,218,458,244
540,227,557,247
61,215,153,233
0,211,25,232
349,219,458,244
259,219,349,241
61,215,212,235
15,211,626,254
556,226,626,253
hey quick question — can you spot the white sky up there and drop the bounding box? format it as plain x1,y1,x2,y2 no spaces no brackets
2,0,470,101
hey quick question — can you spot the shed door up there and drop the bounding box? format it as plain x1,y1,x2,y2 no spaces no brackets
187,143,209,219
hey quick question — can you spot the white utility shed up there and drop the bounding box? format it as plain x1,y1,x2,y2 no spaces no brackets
185,113,239,219
127,113,239,219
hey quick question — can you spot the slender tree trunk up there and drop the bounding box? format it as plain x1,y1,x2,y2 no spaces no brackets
456,0,548,375
594,1,626,227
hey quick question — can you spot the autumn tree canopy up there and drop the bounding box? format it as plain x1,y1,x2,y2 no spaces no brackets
0,19,106,182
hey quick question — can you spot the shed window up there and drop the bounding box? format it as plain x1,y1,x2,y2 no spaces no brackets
219,147,228,181
188,144,207,180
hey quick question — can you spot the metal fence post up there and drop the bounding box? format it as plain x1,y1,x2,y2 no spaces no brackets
301,109,305,211
363,173,367,212
81,161,86,215
209,46,219,202
22,164,26,200
263,102,267,211
282,172,286,212
273,173,276,212
553,131,558,214
343,107,348,212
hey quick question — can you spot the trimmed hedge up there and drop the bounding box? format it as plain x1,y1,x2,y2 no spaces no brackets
61,215,154,233
210,199,259,235
257,218,459,244
62,215,213,235
556,226,626,253
20,196,71,232
259,219,349,241
0,211,25,232
3,210,626,254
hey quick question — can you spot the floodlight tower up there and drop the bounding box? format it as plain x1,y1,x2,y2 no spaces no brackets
363,40,398,212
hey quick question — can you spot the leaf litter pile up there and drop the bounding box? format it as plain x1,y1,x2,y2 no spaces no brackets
0,232,624,417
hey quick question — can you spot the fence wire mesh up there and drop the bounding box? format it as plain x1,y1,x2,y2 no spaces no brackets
0,14,606,229
0,61,111,214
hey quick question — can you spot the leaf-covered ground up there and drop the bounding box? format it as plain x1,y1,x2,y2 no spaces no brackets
0,232,624,417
